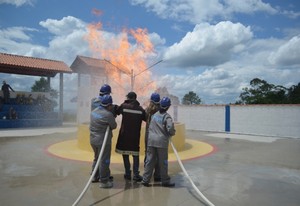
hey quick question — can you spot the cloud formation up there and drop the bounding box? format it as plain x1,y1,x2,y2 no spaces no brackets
0,0,34,7
268,35,300,66
130,0,278,23
163,21,253,67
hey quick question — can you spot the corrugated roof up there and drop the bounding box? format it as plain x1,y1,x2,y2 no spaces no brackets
0,52,72,77
77,55,108,68
70,55,108,75
70,55,130,75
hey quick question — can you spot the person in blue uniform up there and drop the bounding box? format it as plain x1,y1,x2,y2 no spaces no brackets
90,94,117,188
142,97,176,187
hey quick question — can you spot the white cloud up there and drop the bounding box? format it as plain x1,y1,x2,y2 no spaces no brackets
149,32,166,46
0,0,34,7
223,0,277,14
39,16,86,36
42,29,90,65
163,21,253,67
130,0,278,24
155,67,242,104
0,27,45,55
0,17,90,65
0,27,36,41
281,9,300,19
268,35,300,66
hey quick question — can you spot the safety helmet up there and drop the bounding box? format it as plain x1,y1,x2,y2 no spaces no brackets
99,84,112,95
100,95,113,107
150,93,160,104
160,97,171,109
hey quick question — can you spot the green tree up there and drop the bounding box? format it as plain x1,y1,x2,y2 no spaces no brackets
31,77,58,98
31,77,58,108
237,78,288,104
287,83,300,103
182,91,202,105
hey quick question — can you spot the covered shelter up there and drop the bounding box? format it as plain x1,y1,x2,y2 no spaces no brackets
70,55,127,123
0,52,72,127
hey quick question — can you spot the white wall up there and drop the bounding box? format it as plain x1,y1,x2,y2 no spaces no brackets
173,104,300,138
230,105,300,138
171,105,225,132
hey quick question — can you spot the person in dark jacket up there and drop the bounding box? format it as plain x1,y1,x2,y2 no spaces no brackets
1,81,14,104
115,91,146,182
90,94,117,188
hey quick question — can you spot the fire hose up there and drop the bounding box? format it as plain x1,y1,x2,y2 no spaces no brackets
72,126,110,206
72,126,214,206
170,140,215,206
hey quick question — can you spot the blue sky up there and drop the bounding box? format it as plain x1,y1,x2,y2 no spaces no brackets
1,0,300,105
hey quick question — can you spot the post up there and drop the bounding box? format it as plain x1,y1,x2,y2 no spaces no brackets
225,105,230,132
131,69,134,91
59,73,63,123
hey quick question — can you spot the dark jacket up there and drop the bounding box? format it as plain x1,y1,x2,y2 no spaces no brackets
115,99,146,155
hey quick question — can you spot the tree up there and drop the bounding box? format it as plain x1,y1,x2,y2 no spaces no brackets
237,78,288,104
287,83,300,104
31,77,58,108
31,77,58,99
182,91,202,105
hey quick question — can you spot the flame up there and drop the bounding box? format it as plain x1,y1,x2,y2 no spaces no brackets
92,8,103,16
84,15,157,104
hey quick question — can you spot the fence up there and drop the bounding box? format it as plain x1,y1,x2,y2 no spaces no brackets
170,104,300,138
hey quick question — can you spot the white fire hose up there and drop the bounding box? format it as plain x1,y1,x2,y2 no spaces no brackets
170,140,215,206
72,127,214,206
72,126,110,206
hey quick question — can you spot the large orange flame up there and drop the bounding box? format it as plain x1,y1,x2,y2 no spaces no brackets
84,17,157,104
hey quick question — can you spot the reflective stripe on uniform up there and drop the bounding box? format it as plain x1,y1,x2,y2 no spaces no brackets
123,108,143,115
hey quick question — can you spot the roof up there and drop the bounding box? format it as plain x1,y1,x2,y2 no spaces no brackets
0,52,72,77
70,55,129,75
70,55,107,75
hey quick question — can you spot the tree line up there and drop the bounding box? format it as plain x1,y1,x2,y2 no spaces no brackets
32,77,300,105
181,78,300,105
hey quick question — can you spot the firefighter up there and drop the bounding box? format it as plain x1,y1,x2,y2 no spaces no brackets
91,84,112,111
90,94,117,188
115,91,146,182
144,93,164,182
142,97,176,187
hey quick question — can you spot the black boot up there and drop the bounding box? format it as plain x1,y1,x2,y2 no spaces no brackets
162,182,175,187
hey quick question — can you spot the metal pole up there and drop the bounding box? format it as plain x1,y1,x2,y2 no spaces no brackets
131,69,134,91
59,73,63,122
134,60,163,77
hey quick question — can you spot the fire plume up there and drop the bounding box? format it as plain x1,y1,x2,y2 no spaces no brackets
84,17,157,103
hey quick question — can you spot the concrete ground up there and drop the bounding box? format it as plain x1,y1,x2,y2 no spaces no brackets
0,125,300,206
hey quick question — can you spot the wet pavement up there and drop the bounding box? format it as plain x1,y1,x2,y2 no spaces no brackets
0,126,300,206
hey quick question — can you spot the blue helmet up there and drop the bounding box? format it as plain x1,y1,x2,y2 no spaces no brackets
100,95,113,107
160,97,171,109
150,93,160,104
99,84,112,95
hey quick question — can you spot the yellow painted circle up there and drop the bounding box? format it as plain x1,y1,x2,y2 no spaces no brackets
47,138,216,163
